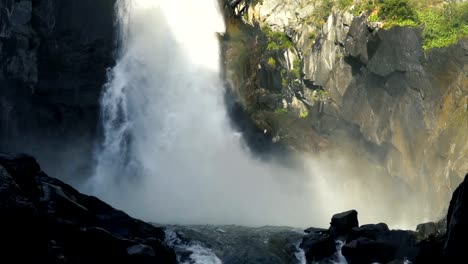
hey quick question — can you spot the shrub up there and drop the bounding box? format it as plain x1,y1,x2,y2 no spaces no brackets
275,108,288,114
419,2,468,50
379,0,418,22
263,26,294,51
291,58,301,79
299,111,309,118
352,0,377,16
338,0,354,9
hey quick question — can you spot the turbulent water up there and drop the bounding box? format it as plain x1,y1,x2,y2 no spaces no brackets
164,225,305,264
162,225,351,264
86,0,433,233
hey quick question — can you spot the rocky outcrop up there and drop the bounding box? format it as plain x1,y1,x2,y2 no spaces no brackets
0,152,176,263
223,0,468,217
301,173,468,263
444,174,468,260
0,0,116,183
301,212,419,263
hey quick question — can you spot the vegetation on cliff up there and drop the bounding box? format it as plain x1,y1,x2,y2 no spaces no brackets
375,0,467,49
303,0,467,50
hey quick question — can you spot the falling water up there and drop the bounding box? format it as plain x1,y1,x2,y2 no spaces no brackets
90,0,321,227
88,0,430,229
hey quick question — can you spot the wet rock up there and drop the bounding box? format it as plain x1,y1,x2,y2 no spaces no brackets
342,237,397,264
330,210,359,236
300,231,336,261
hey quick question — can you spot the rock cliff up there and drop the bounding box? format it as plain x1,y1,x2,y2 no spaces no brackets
0,0,116,183
222,0,467,217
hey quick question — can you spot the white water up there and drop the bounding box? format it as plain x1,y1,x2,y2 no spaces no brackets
165,228,222,264
87,0,429,229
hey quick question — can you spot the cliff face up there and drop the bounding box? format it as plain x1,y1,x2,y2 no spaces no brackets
223,0,467,215
0,0,116,183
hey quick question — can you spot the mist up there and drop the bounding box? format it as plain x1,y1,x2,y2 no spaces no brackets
84,0,434,229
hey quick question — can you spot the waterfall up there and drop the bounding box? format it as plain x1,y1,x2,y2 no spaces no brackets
87,0,427,229
89,0,317,226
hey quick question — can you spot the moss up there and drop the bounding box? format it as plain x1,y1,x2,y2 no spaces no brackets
263,26,294,51
299,111,309,118
318,0,334,20
308,32,317,40
338,0,354,9
290,58,301,79
369,12,379,22
275,108,288,114
352,0,377,16
370,0,467,50
318,90,329,97
267,57,276,68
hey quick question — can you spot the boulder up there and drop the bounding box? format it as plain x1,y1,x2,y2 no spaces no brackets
342,237,397,264
330,210,359,235
348,223,389,241
300,231,336,261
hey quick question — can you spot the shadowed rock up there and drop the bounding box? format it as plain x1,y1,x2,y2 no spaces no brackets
0,152,176,264
444,174,468,261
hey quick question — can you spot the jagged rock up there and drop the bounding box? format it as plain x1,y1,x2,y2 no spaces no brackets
300,231,336,262
367,27,424,77
348,223,390,241
330,210,359,235
344,16,370,64
224,0,468,216
444,174,468,260
0,152,177,264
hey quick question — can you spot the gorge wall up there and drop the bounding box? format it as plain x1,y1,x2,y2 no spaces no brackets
222,0,467,216
0,0,116,183
0,0,466,224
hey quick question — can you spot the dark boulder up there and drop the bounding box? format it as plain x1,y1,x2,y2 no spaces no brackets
348,223,390,241
300,231,336,262
330,210,359,236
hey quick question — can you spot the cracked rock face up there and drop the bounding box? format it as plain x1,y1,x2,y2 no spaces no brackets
223,0,468,217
